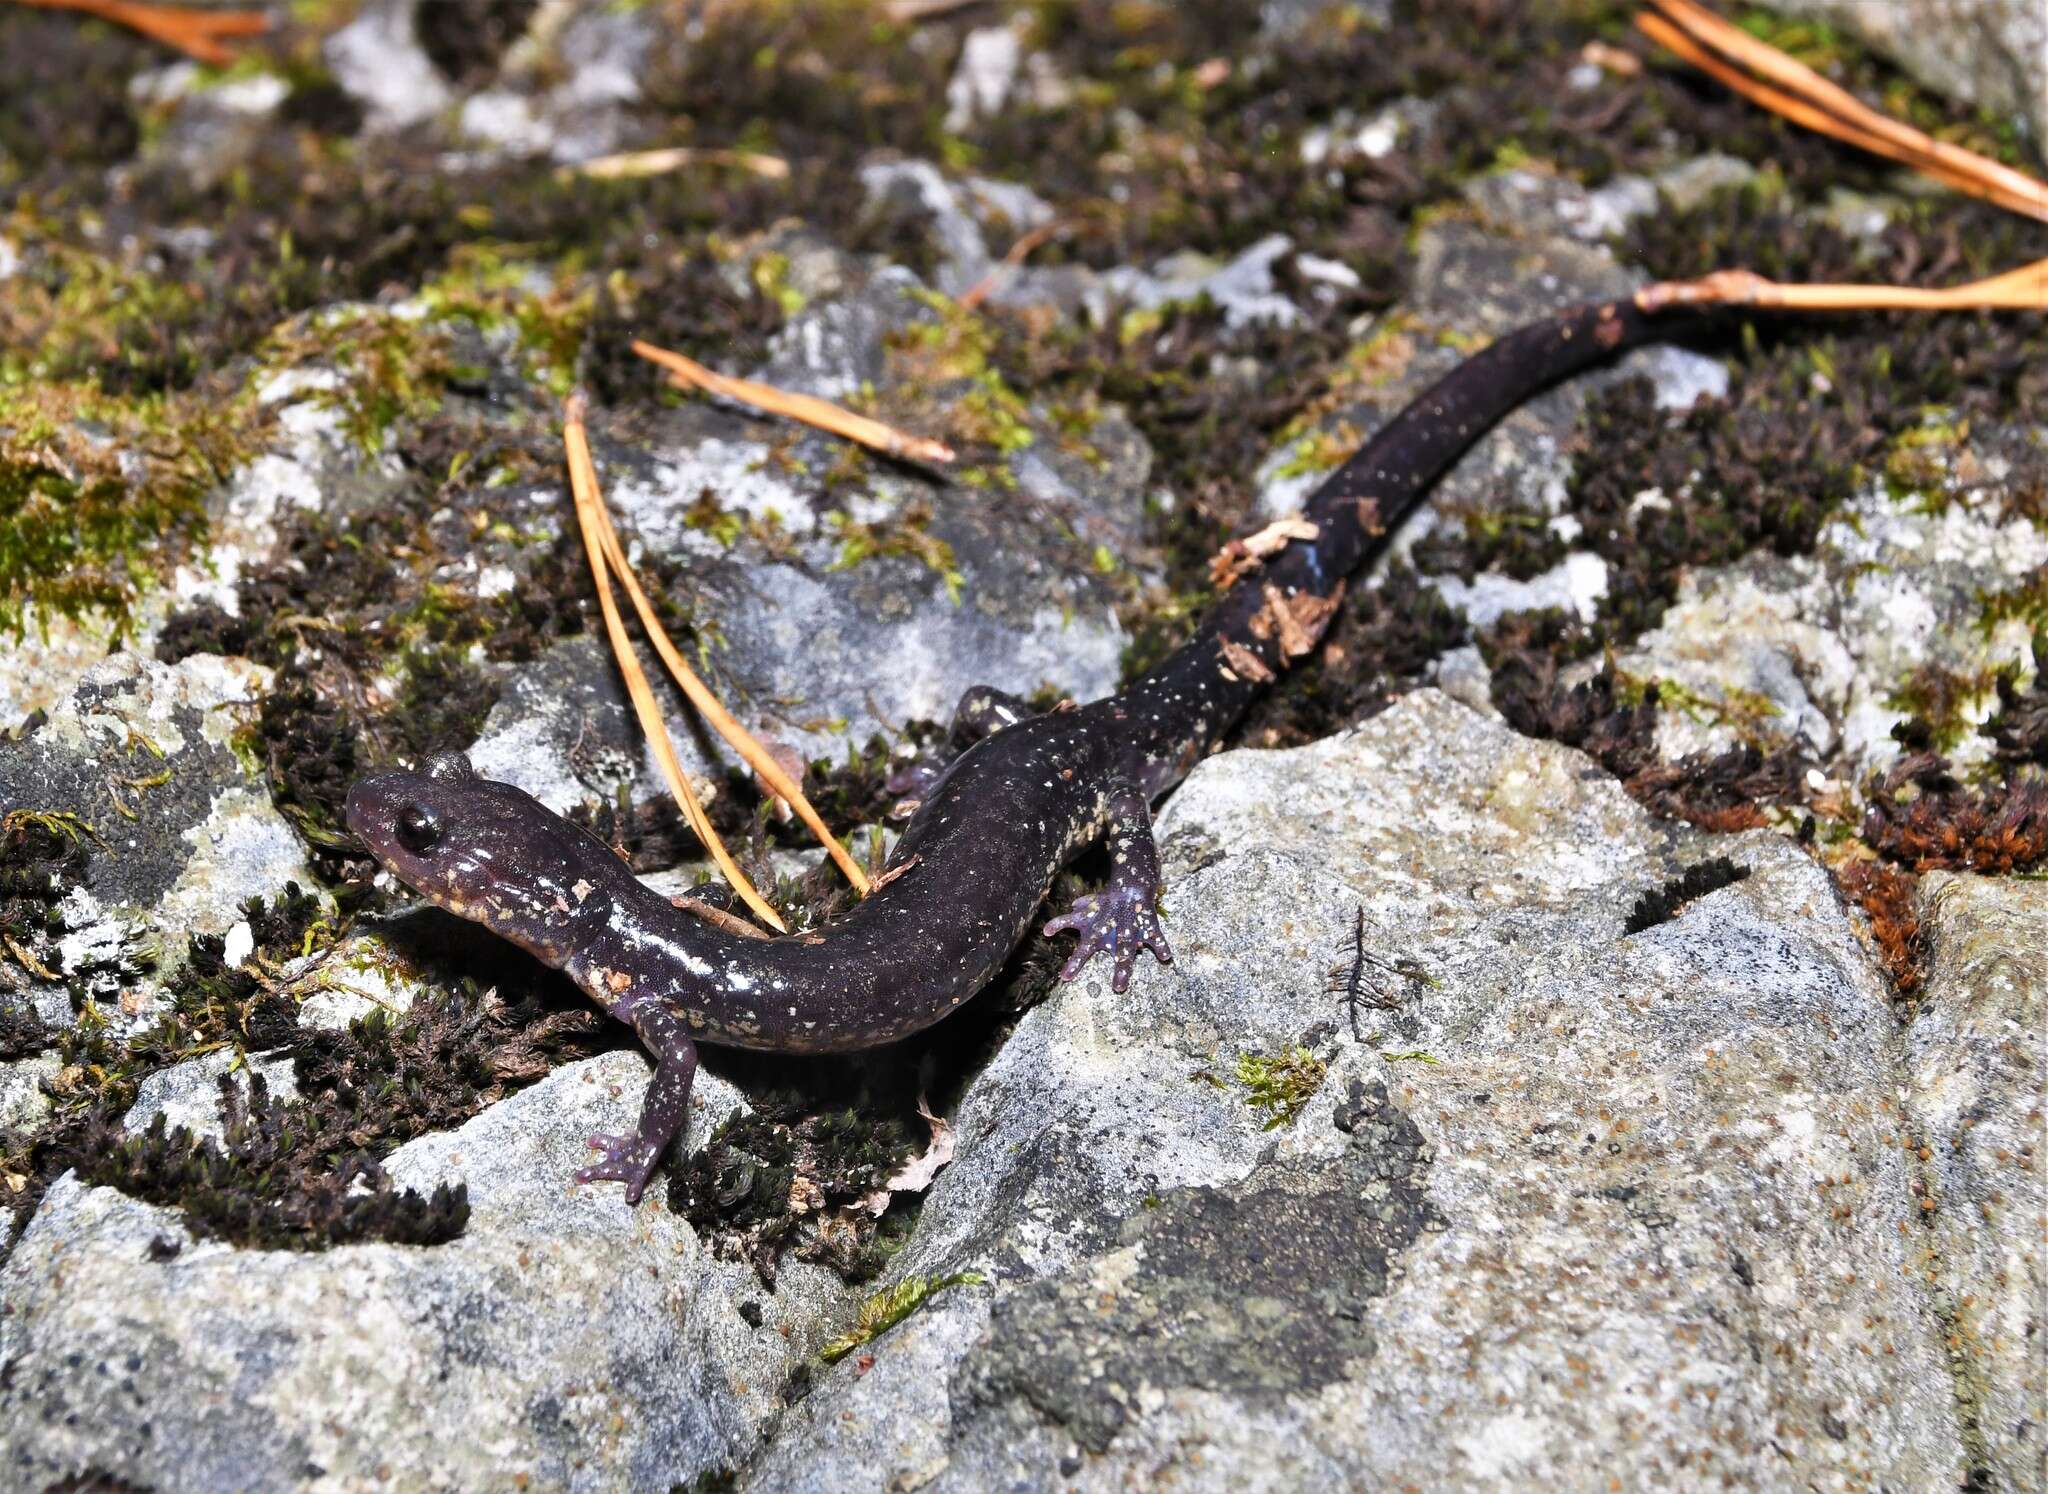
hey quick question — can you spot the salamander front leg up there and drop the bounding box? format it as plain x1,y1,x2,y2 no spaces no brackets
1044,785,1173,994
577,998,698,1205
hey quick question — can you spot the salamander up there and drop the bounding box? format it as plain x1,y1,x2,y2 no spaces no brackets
346,288,1708,1202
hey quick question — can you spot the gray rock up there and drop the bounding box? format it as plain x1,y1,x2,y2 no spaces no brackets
1466,166,1659,243
0,653,317,1030
129,64,290,192
124,1047,299,1144
466,635,639,813
1653,152,1761,213
0,1051,851,1492
1615,474,2047,776
474,270,1138,808
1101,234,1306,330
946,25,1022,132
858,160,1059,303
322,0,452,133
0,1052,58,1150
751,691,1967,1490
1756,0,2047,157
1904,873,2047,1492
445,0,652,167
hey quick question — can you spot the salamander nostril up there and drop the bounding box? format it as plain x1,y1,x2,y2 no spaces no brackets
395,804,443,856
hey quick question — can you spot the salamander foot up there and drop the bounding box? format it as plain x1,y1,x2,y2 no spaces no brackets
1045,880,1173,994
577,1132,665,1204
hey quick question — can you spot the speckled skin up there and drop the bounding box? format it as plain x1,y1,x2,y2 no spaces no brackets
346,293,1690,1200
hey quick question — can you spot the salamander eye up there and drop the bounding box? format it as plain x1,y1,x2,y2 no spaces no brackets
395,804,443,856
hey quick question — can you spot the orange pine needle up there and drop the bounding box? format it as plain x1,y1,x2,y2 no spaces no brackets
16,0,268,66
567,146,790,182
579,490,874,897
1638,260,2048,312
1637,1,2048,222
958,219,1074,312
631,340,955,466
563,397,789,933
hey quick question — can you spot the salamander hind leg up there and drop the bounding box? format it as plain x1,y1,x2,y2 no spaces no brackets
577,999,699,1204
1044,785,1173,994
887,685,1039,799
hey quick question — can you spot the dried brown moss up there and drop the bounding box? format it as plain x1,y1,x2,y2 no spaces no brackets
1834,859,1924,998
1861,755,2048,874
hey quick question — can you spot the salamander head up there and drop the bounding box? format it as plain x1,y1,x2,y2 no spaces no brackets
345,753,623,966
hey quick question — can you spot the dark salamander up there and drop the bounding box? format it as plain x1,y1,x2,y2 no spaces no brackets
347,290,1707,1201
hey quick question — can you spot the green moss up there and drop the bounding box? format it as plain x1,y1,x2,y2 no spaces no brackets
886,292,1039,465
0,809,93,986
265,308,458,455
1271,423,1359,481
819,1270,985,1364
1410,501,1564,585
670,1082,925,1285
826,506,965,603
1233,1047,1329,1130
0,380,242,640
1979,571,2048,640
1887,663,2000,754
418,245,594,398
1615,670,1784,743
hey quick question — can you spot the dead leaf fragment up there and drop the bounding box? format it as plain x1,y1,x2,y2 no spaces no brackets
884,1098,956,1195
1208,516,1319,588
1218,639,1275,684
1260,582,1346,660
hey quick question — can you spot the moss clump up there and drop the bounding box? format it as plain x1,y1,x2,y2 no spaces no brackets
264,308,459,455
1232,1047,1329,1130
670,1087,924,1287
825,504,964,603
1410,503,1566,585
1833,858,1923,999
0,1002,52,1060
1860,753,2047,875
1985,655,2047,770
1978,572,2048,641
1886,663,2001,756
1480,612,1815,834
60,975,602,1251
77,1072,471,1250
0,382,242,640
7,881,324,1235
0,9,149,181
819,1270,985,1364
14,910,604,1251
1624,857,1752,935
0,808,92,984
414,0,540,87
